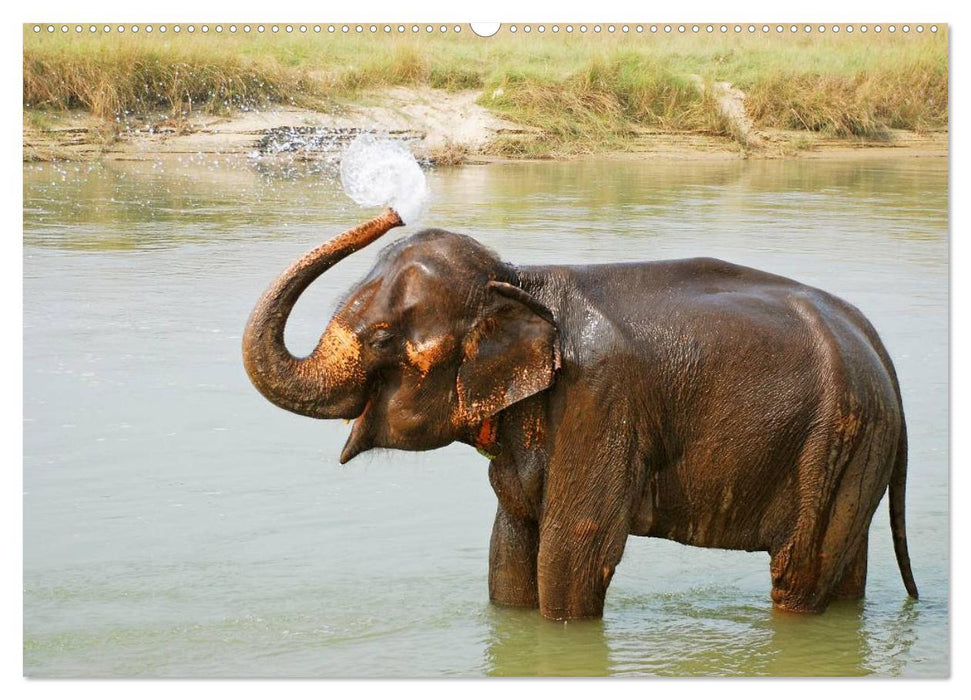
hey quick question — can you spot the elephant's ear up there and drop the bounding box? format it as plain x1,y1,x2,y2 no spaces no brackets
456,281,560,426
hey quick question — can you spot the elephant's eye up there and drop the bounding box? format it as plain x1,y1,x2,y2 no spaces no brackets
368,327,397,350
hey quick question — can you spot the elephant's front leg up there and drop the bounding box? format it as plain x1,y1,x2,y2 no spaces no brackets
533,396,635,620
488,506,539,608
537,511,629,620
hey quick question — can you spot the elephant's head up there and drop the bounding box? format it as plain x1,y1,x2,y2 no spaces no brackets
242,210,560,463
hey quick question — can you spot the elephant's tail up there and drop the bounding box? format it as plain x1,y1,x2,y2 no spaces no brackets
889,418,919,599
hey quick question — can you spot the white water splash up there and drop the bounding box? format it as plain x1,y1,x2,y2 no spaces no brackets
340,134,428,225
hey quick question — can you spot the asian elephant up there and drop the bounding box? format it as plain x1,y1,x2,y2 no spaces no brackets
242,209,918,621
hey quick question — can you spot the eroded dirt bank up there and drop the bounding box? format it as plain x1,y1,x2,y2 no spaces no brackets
23,86,947,164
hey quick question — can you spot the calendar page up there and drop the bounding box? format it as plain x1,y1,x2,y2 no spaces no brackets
22,20,949,679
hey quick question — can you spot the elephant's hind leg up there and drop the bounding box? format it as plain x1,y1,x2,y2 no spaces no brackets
770,418,893,613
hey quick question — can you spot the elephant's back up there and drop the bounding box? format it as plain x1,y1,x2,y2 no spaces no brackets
570,256,828,301
527,257,902,411
571,257,893,369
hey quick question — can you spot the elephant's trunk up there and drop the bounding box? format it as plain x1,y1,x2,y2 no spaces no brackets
242,208,404,418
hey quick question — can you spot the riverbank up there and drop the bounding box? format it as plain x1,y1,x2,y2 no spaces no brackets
23,27,948,162
22,93,947,164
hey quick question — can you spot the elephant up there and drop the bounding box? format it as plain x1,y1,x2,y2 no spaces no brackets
242,209,919,621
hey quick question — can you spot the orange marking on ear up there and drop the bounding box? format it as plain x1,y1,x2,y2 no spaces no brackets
521,404,545,448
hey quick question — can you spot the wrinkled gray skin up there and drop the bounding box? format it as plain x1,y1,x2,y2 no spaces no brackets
243,213,918,621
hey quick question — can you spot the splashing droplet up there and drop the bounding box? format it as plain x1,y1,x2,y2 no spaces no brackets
340,134,428,224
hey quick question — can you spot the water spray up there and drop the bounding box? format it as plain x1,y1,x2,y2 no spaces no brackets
340,133,428,225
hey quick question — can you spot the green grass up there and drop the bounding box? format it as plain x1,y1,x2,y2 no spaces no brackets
23,27,948,155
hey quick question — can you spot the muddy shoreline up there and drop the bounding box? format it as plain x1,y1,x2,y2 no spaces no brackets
23,87,948,164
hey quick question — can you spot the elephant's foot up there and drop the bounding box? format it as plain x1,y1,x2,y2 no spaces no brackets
538,593,608,621
769,541,832,613
537,560,617,620
490,591,539,609
770,589,829,614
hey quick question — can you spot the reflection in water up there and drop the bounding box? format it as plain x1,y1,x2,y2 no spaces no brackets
485,607,611,677
23,157,947,677
431,158,947,237
22,159,358,251
23,157,947,251
760,602,870,676
757,599,920,676
482,595,922,677
860,598,923,676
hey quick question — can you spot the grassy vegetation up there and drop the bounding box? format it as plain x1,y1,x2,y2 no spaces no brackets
23,27,948,156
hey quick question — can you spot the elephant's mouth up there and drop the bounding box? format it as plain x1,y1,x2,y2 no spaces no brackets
340,398,374,464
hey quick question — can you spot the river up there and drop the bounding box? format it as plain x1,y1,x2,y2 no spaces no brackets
23,155,948,677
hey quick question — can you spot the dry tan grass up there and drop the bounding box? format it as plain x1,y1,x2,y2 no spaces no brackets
23,28,948,154
426,139,470,166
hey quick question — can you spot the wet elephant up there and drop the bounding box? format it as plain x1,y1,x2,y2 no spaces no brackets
242,210,918,621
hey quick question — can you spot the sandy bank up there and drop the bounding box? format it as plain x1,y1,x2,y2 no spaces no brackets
23,87,947,164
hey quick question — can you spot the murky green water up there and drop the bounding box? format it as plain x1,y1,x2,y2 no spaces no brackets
23,156,948,677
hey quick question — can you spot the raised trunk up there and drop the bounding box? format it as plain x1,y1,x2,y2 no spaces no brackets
242,209,404,418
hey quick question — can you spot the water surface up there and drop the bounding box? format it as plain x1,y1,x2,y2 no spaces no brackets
23,156,948,677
